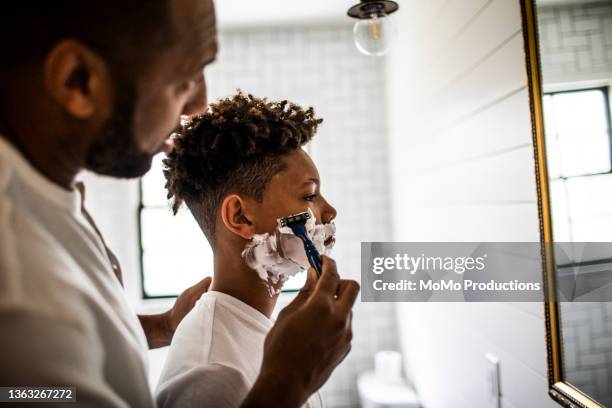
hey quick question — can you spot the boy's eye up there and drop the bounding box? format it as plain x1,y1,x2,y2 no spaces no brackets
304,194,317,202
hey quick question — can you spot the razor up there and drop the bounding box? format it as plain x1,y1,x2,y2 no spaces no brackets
279,211,323,277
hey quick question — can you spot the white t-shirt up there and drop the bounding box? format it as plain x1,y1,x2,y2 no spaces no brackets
155,291,323,408
0,137,153,407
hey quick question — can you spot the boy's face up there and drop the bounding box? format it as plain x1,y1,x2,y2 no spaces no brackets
249,149,337,235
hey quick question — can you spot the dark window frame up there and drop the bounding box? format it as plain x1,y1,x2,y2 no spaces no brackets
138,181,176,299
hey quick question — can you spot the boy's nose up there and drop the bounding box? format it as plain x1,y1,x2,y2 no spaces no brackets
319,198,337,224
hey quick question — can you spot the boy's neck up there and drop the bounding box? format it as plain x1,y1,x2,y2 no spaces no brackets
210,252,280,319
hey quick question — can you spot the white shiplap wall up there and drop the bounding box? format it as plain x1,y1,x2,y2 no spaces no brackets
387,1,558,407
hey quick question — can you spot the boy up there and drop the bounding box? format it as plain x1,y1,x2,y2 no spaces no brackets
156,92,337,407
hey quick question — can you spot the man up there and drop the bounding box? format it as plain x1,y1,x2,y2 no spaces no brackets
0,1,359,407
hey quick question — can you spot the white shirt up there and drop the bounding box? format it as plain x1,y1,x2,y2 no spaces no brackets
0,137,153,407
155,291,323,408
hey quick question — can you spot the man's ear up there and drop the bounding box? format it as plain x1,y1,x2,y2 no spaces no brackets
42,39,112,119
220,194,255,240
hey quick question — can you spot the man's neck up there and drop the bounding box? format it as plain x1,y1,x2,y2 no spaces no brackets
210,252,279,318
1,127,80,190
1,79,83,191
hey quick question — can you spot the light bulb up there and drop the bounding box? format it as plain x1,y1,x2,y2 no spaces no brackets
353,13,396,56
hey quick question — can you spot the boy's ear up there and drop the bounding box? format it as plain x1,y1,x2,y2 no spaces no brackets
220,194,255,240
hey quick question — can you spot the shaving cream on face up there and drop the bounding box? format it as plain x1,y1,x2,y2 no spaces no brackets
241,209,336,295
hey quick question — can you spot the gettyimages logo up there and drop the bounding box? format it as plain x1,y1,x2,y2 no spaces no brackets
371,253,487,275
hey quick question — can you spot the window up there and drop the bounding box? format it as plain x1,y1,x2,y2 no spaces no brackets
544,87,612,243
139,154,305,298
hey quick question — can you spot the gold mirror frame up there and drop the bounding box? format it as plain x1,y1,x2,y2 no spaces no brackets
521,1,606,407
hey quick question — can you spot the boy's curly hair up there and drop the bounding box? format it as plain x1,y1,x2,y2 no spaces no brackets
163,91,323,242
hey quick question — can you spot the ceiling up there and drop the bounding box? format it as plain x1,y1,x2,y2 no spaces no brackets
215,0,357,28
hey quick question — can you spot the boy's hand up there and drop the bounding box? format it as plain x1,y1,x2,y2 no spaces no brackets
242,256,359,408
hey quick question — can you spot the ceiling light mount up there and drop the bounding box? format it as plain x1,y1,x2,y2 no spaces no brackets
347,0,399,20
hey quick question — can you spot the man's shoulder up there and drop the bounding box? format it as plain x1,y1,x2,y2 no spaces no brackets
0,192,98,323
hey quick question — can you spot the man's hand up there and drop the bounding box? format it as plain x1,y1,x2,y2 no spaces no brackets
242,256,359,408
139,276,212,349
166,276,213,333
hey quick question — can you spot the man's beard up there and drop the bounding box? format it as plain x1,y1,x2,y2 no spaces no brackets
84,81,156,179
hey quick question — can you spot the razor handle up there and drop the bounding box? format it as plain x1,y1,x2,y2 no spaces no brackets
294,231,323,277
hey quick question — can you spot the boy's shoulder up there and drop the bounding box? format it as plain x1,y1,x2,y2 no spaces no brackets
156,292,264,407
156,361,250,408
167,291,272,367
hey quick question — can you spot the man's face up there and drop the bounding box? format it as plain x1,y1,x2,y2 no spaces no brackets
85,0,218,178
249,149,338,235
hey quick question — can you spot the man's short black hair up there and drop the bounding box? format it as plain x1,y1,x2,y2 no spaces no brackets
0,1,173,76
163,91,323,242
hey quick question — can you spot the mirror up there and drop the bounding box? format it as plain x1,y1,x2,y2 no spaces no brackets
523,0,612,406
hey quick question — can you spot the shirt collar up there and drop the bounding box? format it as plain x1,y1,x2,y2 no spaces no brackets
205,290,275,331
0,136,81,214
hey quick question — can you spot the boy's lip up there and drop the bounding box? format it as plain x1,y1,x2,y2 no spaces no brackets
324,235,335,247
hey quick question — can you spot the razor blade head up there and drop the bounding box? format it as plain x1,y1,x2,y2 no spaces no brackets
279,211,311,228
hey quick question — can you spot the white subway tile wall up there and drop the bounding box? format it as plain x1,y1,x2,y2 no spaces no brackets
206,25,399,408
204,25,399,408
561,302,612,407
83,24,400,407
538,2,612,83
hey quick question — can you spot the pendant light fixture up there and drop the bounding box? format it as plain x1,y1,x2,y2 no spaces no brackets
347,0,399,56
